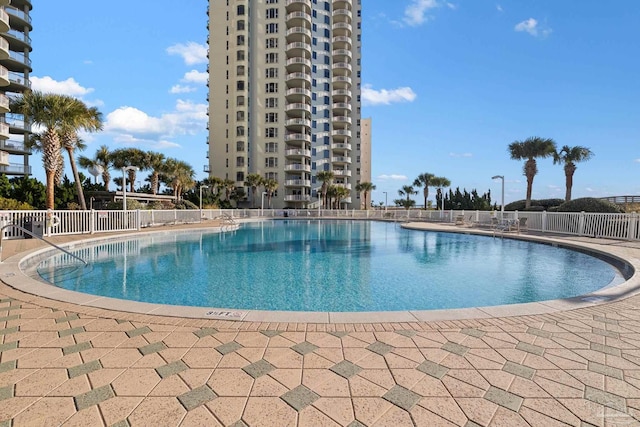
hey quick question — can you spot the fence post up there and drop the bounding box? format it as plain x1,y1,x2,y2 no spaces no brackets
578,211,585,236
136,210,141,231
542,211,547,233
90,209,95,234
628,213,637,241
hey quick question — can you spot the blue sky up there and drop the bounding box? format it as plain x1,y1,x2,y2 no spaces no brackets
30,1,640,206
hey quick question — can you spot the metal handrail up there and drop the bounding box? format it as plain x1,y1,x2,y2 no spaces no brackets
0,224,87,265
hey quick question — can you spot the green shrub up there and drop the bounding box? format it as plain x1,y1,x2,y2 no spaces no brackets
555,198,624,213
174,200,198,210
522,205,545,211
0,197,34,210
149,201,175,210
106,199,146,210
505,198,564,211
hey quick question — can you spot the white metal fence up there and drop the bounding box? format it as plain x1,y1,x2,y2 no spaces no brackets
1,208,640,241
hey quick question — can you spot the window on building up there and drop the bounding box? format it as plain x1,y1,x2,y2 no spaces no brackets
237,80,245,91
236,126,245,136
237,65,245,76
266,97,278,108
266,52,278,63
266,23,278,33
237,141,245,151
237,172,245,182
237,5,245,15
236,96,245,106
265,142,278,152
266,8,278,19
266,37,278,48
265,67,278,78
265,82,278,93
236,157,245,167
237,35,245,46
237,111,245,121
265,127,278,138
265,112,278,123
237,20,245,31
265,157,278,168
237,50,245,61
264,172,278,181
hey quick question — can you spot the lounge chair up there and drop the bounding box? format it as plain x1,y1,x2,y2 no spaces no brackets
517,217,528,233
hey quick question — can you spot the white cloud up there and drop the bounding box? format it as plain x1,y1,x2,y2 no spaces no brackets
361,84,417,106
104,100,207,138
515,18,552,38
183,70,208,84
403,0,440,26
112,134,182,149
449,152,472,158
496,4,503,12
31,76,94,97
166,42,208,65
586,187,595,192
170,85,197,94
377,174,409,181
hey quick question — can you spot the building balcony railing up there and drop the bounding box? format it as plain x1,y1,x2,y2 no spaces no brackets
0,9,8,32
285,194,311,202
332,102,352,110
333,170,352,177
331,142,352,151
0,122,8,139
5,7,31,29
332,116,352,124
0,65,8,86
286,27,311,38
285,179,311,187
0,38,8,60
0,138,29,154
0,94,8,113
4,28,31,46
333,9,353,19
332,36,351,45
331,129,352,137
0,163,31,175
284,133,311,143
331,89,352,98
4,113,31,132
332,156,352,164
285,164,311,172
203,165,210,173
332,22,352,32
286,57,311,68
332,62,352,71
285,87,311,98
285,103,312,113
285,118,311,127
286,72,311,82
286,11,312,23
332,49,352,58
332,75,352,86
285,0,311,8
7,49,31,67
285,148,311,157
286,42,311,52
8,71,29,88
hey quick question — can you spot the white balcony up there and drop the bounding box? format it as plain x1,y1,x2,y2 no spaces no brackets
286,103,312,113
332,36,351,45
0,123,9,139
332,156,352,164
332,49,352,58
0,94,8,113
285,133,312,143
286,57,311,68
331,129,352,137
333,9,353,19
286,148,311,157
286,27,311,38
285,164,311,172
286,11,312,22
332,62,352,71
332,116,352,124
332,89,352,98
285,118,311,127
285,194,311,202
286,72,311,82
0,37,8,61
286,0,311,7
0,65,8,87
286,42,311,52
331,142,352,151
0,9,8,33
285,179,311,187
332,75,352,85
332,170,352,177
285,87,311,98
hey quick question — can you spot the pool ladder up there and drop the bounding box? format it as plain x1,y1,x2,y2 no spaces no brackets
0,224,87,265
215,214,238,232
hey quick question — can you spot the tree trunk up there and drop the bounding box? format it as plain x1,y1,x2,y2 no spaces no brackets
524,159,538,209
45,170,56,210
565,164,576,201
151,172,159,195
423,187,428,210
102,171,110,192
65,147,87,210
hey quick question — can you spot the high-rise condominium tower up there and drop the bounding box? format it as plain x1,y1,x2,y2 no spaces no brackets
207,0,369,209
0,0,32,176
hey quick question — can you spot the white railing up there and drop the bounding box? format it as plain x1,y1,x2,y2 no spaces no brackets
1,209,640,241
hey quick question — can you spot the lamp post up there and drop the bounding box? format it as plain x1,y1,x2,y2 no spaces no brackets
383,191,388,211
199,185,209,211
261,191,268,216
492,175,504,219
122,166,139,212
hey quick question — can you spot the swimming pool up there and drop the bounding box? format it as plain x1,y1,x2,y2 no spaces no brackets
27,220,625,312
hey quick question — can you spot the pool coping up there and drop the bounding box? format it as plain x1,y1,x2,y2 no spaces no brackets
2,220,640,324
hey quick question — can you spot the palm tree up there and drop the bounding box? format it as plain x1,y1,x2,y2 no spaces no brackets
245,173,264,208
355,181,376,210
11,91,79,209
263,178,278,208
431,176,451,210
553,145,594,201
145,151,166,195
508,137,557,209
78,145,112,190
316,170,334,209
221,178,236,201
413,173,435,210
397,185,417,210
110,148,146,192
334,185,350,209
161,158,195,201
59,102,103,210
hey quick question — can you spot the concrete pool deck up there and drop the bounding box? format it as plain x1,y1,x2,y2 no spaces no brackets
0,221,639,425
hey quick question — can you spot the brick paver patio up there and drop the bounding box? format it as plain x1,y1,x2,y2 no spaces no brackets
0,225,639,426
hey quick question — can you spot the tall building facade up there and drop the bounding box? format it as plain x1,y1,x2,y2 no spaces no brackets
207,0,368,209
0,0,32,176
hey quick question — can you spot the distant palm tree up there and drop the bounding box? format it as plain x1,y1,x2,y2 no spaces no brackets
221,178,236,201
316,170,335,209
508,137,556,209
11,91,79,209
396,185,417,209
146,151,166,195
355,181,376,210
110,148,146,192
162,158,195,201
59,102,103,209
413,173,435,210
79,145,112,190
431,176,451,210
553,145,594,201
334,185,350,209
263,178,278,208
245,173,264,208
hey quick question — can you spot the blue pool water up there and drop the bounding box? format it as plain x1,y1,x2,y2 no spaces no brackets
33,220,621,312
